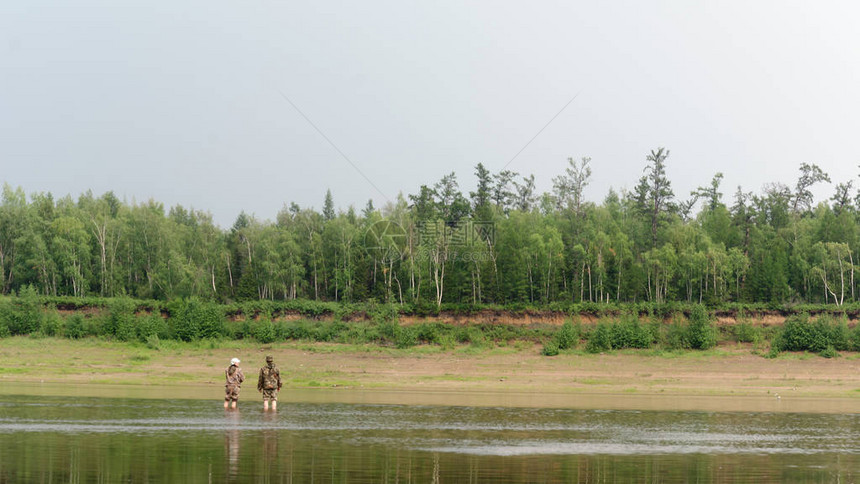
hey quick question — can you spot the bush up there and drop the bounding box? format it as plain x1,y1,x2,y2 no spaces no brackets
456,326,486,347
686,305,716,350
10,285,43,335
396,326,418,349
733,323,760,344
39,305,62,337
610,315,653,349
586,323,612,353
774,314,853,355
376,320,400,343
105,297,136,341
253,320,276,344
415,322,447,345
819,346,839,359
169,298,225,341
555,320,579,350
0,299,11,337
369,301,399,324
777,314,827,352
829,318,851,351
65,314,86,339
541,340,560,356
137,314,168,342
145,334,161,350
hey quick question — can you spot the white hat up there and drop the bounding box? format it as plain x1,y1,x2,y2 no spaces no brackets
231,358,240,365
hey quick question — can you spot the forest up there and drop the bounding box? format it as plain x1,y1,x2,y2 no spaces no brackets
1,148,858,309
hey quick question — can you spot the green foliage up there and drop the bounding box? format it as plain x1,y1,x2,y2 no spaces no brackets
253,319,276,344
819,346,838,359
396,326,418,349
64,314,85,339
39,305,62,337
664,319,689,350
10,285,43,335
732,323,760,344
145,334,161,350
610,315,654,349
773,314,852,356
541,340,560,356
368,301,399,324
586,323,612,353
853,323,860,352
415,322,446,345
136,314,169,342
105,297,137,341
686,305,717,350
555,320,579,350
168,298,225,341
376,320,400,343
455,326,486,347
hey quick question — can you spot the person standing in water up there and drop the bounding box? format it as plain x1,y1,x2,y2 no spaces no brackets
224,357,245,409
257,355,282,410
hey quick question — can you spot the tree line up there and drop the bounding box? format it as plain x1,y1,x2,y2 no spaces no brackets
2,149,858,308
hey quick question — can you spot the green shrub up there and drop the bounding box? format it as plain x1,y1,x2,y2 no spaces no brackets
777,314,828,352
39,305,62,337
253,320,276,344
104,297,136,340
115,316,137,342
169,298,225,341
819,346,839,359
369,301,399,324
541,340,560,356
415,322,447,345
137,314,168,342
0,299,11,337
765,345,781,359
280,320,312,340
733,323,759,344
829,318,851,351
555,320,579,350
338,322,379,344
396,326,418,349
586,323,612,353
377,319,400,343
686,305,716,350
145,334,161,350
65,314,85,339
10,285,43,335
456,326,486,347
610,315,653,349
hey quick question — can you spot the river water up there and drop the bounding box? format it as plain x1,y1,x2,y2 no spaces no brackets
0,392,857,482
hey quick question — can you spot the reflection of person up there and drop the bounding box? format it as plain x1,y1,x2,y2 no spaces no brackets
224,357,245,409
257,355,282,410
224,411,241,480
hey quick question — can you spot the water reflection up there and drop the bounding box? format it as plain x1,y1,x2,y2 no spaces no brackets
0,395,856,482
224,410,240,480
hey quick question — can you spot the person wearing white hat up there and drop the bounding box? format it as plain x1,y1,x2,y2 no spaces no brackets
224,357,245,409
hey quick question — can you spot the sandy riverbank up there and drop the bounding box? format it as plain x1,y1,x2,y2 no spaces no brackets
0,337,858,411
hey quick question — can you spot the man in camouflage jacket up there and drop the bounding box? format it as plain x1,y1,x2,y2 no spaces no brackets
257,355,282,410
224,357,244,409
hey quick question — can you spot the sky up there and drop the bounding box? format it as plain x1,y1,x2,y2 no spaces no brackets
2,1,859,227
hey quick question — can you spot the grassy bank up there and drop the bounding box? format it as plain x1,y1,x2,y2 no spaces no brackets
0,337,859,402
3,293,860,360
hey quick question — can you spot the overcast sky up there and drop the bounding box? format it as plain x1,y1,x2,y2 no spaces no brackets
2,1,859,227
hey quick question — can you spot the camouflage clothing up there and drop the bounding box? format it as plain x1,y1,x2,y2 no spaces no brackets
257,362,282,401
225,385,240,402
224,364,245,402
261,388,278,401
